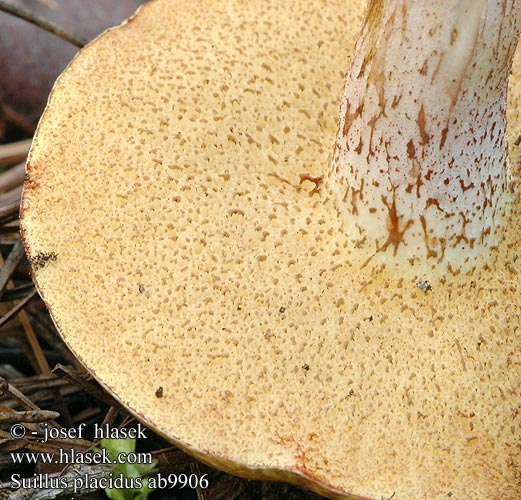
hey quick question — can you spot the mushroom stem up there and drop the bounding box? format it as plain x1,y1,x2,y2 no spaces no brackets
326,0,521,274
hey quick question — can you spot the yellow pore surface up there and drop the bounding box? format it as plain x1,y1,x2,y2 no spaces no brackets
22,1,521,499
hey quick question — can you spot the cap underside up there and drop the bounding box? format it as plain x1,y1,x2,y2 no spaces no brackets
21,1,521,499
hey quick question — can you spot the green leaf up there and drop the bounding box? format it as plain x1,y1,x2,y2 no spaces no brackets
97,436,158,500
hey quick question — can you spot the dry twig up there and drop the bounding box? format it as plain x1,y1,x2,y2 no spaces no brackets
0,239,25,297
0,140,31,169
0,409,59,423
0,0,87,47
0,463,112,499
0,289,37,330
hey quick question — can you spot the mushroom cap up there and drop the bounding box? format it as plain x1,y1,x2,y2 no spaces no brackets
21,1,521,499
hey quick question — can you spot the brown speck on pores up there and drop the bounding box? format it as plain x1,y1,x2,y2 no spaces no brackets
138,284,145,293
299,173,323,195
228,208,245,216
417,280,432,292
30,251,58,271
155,387,164,398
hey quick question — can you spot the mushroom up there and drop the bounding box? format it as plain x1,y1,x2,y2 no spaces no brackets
20,0,521,499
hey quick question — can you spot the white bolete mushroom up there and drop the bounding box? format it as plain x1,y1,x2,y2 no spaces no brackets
20,0,521,499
